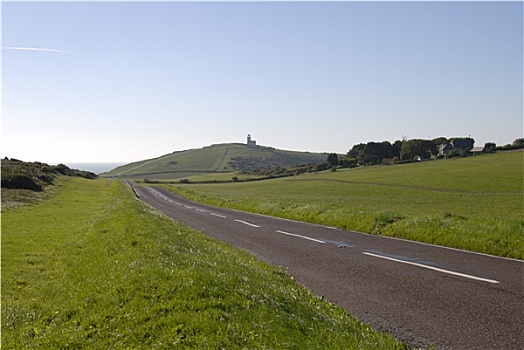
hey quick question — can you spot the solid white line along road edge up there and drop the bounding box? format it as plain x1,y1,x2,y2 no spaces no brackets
276,230,326,244
210,213,227,219
234,219,261,228
362,252,500,284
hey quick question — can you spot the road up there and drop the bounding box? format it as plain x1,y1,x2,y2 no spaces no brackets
132,184,523,349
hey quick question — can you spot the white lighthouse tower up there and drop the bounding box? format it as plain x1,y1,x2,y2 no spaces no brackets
246,134,257,148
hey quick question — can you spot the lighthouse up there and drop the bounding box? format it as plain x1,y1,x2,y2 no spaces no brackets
246,134,257,148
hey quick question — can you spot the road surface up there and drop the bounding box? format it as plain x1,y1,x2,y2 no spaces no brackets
132,184,523,349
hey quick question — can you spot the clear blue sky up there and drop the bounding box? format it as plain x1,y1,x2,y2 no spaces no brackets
2,1,522,163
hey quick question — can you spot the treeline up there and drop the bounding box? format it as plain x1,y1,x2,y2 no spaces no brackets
336,137,523,167
1,158,97,191
495,138,524,151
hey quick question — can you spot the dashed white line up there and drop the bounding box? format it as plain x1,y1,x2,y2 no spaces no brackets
276,230,326,244
210,213,227,219
234,219,260,228
362,252,500,284
321,225,339,230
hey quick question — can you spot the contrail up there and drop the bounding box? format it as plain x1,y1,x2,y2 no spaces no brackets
3,46,69,53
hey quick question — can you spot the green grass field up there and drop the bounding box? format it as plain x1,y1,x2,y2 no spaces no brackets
164,151,524,259
2,177,404,349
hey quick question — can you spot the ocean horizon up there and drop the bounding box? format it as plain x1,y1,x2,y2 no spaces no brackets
64,162,126,175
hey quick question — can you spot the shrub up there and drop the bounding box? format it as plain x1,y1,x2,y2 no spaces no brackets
55,163,74,176
1,174,42,191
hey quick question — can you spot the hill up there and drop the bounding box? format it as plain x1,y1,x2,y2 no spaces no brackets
102,143,328,180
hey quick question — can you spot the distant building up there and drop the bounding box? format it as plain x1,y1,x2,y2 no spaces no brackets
471,146,492,155
438,138,474,156
450,138,474,153
438,143,454,156
246,134,257,148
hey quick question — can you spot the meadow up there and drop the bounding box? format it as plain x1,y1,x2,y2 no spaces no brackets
2,177,404,349
165,151,524,259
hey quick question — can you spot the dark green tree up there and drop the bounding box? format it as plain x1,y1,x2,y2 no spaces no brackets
327,153,339,167
513,138,524,146
348,143,366,158
365,141,397,161
401,139,435,159
432,137,448,146
484,142,496,150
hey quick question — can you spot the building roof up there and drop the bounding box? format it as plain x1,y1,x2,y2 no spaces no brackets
451,139,474,150
439,144,453,151
471,146,487,152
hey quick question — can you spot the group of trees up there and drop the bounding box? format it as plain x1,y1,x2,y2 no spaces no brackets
338,137,466,166
345,138,455,166
334,137,523,167
347,140,404,165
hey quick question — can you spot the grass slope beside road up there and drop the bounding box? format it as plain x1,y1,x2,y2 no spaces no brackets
165,152,524,259
2,177,404,349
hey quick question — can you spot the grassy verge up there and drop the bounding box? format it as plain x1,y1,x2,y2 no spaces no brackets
163,152,523,259
2,177,404,349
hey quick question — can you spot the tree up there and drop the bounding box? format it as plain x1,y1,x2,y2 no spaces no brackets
513,138,524,146
348,143,366,158
432,137,448,146
392,140,404,160
484,142,496,150
327,153,339,167
365,141,395,162
401,139,435,159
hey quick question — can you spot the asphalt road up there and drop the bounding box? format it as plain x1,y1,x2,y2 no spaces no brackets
132,184,523,350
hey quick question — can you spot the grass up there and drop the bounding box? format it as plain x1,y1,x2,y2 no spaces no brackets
2,177,405,349
163,151,524,259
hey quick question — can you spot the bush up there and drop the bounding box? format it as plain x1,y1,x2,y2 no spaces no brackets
1,174,42,191
55,164,74,176
315,162,331,172
496,144,524,151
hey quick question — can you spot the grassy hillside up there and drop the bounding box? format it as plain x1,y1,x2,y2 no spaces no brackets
1,158,97,209
163,151,524,259
102,143,327,180
2,177,404,349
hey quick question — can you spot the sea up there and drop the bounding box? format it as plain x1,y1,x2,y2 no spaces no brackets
64,162,127,175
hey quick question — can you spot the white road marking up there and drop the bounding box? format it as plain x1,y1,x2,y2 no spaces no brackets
362,252,500,284
321,225,338,230
184,206,193,209
276,230,326,244
234,219,260,228
210,213,227,219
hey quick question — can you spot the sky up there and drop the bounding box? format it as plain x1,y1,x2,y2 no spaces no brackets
2,1,523,163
